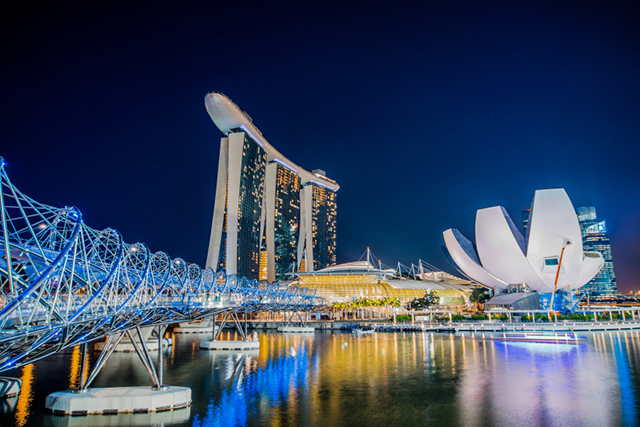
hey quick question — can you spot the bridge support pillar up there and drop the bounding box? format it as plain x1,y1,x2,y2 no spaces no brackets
0,377,21,398
94,326,172,352
45,325,191,415
278,310,315,334
200,311,260,350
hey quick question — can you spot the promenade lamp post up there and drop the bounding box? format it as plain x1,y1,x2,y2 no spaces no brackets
549,240,571,320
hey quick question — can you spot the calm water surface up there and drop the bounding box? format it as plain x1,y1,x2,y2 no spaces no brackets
1,329,639,427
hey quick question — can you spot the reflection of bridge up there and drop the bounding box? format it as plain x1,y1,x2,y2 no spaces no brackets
0,157,321,377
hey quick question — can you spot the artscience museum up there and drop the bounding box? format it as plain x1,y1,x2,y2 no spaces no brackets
443,189,604,311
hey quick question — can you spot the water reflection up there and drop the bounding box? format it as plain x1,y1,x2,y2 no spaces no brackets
14,364,34,427
67,346,81,388
1,330,639,426
67,346,90,389
191,331,640,427
194,339,312,427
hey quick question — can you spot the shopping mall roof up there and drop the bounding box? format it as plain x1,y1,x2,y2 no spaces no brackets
384,280,469,291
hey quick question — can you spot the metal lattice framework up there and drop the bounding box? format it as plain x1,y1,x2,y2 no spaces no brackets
0,158,321,373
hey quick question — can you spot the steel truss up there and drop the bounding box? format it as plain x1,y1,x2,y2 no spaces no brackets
0,158,321,373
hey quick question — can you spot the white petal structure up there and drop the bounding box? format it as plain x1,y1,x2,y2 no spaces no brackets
443,229,508,289
444,189,604,293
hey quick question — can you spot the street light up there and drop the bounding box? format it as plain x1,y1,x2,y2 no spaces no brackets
549,240,571,319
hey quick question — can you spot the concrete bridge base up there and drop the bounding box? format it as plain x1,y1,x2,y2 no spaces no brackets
173,320,217,334
94,338,172,353
199,340,260,350
278,326,315,333
45,386,191,415
0,377,21,398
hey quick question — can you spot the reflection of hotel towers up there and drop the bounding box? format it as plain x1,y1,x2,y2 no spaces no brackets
204,93,339,281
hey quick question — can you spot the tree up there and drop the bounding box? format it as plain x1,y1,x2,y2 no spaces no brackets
407,290,435,311
469,287,490,312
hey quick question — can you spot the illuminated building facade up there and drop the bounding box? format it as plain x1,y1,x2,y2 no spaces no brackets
268,163,301,280
576,206,618,296
309,177,337,270
207,130,267,279
295,261,469,304
205,92,339,281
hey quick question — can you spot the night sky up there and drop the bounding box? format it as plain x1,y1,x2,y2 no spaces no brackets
2,1,639,293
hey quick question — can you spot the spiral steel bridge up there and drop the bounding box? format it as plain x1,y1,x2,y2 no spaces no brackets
0,157,321,373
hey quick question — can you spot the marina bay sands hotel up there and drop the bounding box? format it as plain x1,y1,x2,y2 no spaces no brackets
204,92,339,282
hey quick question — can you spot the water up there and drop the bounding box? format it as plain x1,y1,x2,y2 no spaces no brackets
1,329,639,426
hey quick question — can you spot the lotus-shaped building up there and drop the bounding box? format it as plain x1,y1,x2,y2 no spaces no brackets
443,189,604,294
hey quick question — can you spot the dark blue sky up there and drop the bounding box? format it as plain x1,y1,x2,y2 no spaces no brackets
2,1,639,293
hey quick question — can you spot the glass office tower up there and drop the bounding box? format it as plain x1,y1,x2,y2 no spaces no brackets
521,209,530,239
576,206,618,296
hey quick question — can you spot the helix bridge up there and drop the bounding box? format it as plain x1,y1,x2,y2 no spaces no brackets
0,157,322,375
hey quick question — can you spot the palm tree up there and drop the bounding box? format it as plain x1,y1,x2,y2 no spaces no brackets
361,298,372,319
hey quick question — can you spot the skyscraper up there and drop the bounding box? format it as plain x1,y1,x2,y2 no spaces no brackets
204,92,339,281
521,209,530,238
266,162,300,280
207,130,267,279
576,206,618,296
309,174,337,270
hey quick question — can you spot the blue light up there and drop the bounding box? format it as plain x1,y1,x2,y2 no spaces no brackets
273,158,298,173
239,125,264,148
309,179,336,191
0,160,324,376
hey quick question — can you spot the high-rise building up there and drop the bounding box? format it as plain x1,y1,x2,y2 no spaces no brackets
521,209,530,238
207,130,267,279
267,163,300,279
204,92,339,281
309,175,337,270
576,206,618,296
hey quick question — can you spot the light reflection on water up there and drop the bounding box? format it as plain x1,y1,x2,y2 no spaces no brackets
0,330,638,426
191,331,640,427
14,364,34,427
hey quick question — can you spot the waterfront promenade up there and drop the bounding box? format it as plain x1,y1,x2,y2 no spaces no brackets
247,317,640,332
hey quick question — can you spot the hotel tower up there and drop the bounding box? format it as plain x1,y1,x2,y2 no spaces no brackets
204,93,339,281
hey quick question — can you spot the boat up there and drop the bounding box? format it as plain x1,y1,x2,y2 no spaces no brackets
488,332,585,344
352,324,376,335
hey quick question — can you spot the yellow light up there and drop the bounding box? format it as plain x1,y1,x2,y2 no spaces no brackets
15,364,34,427
68,345,81,388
